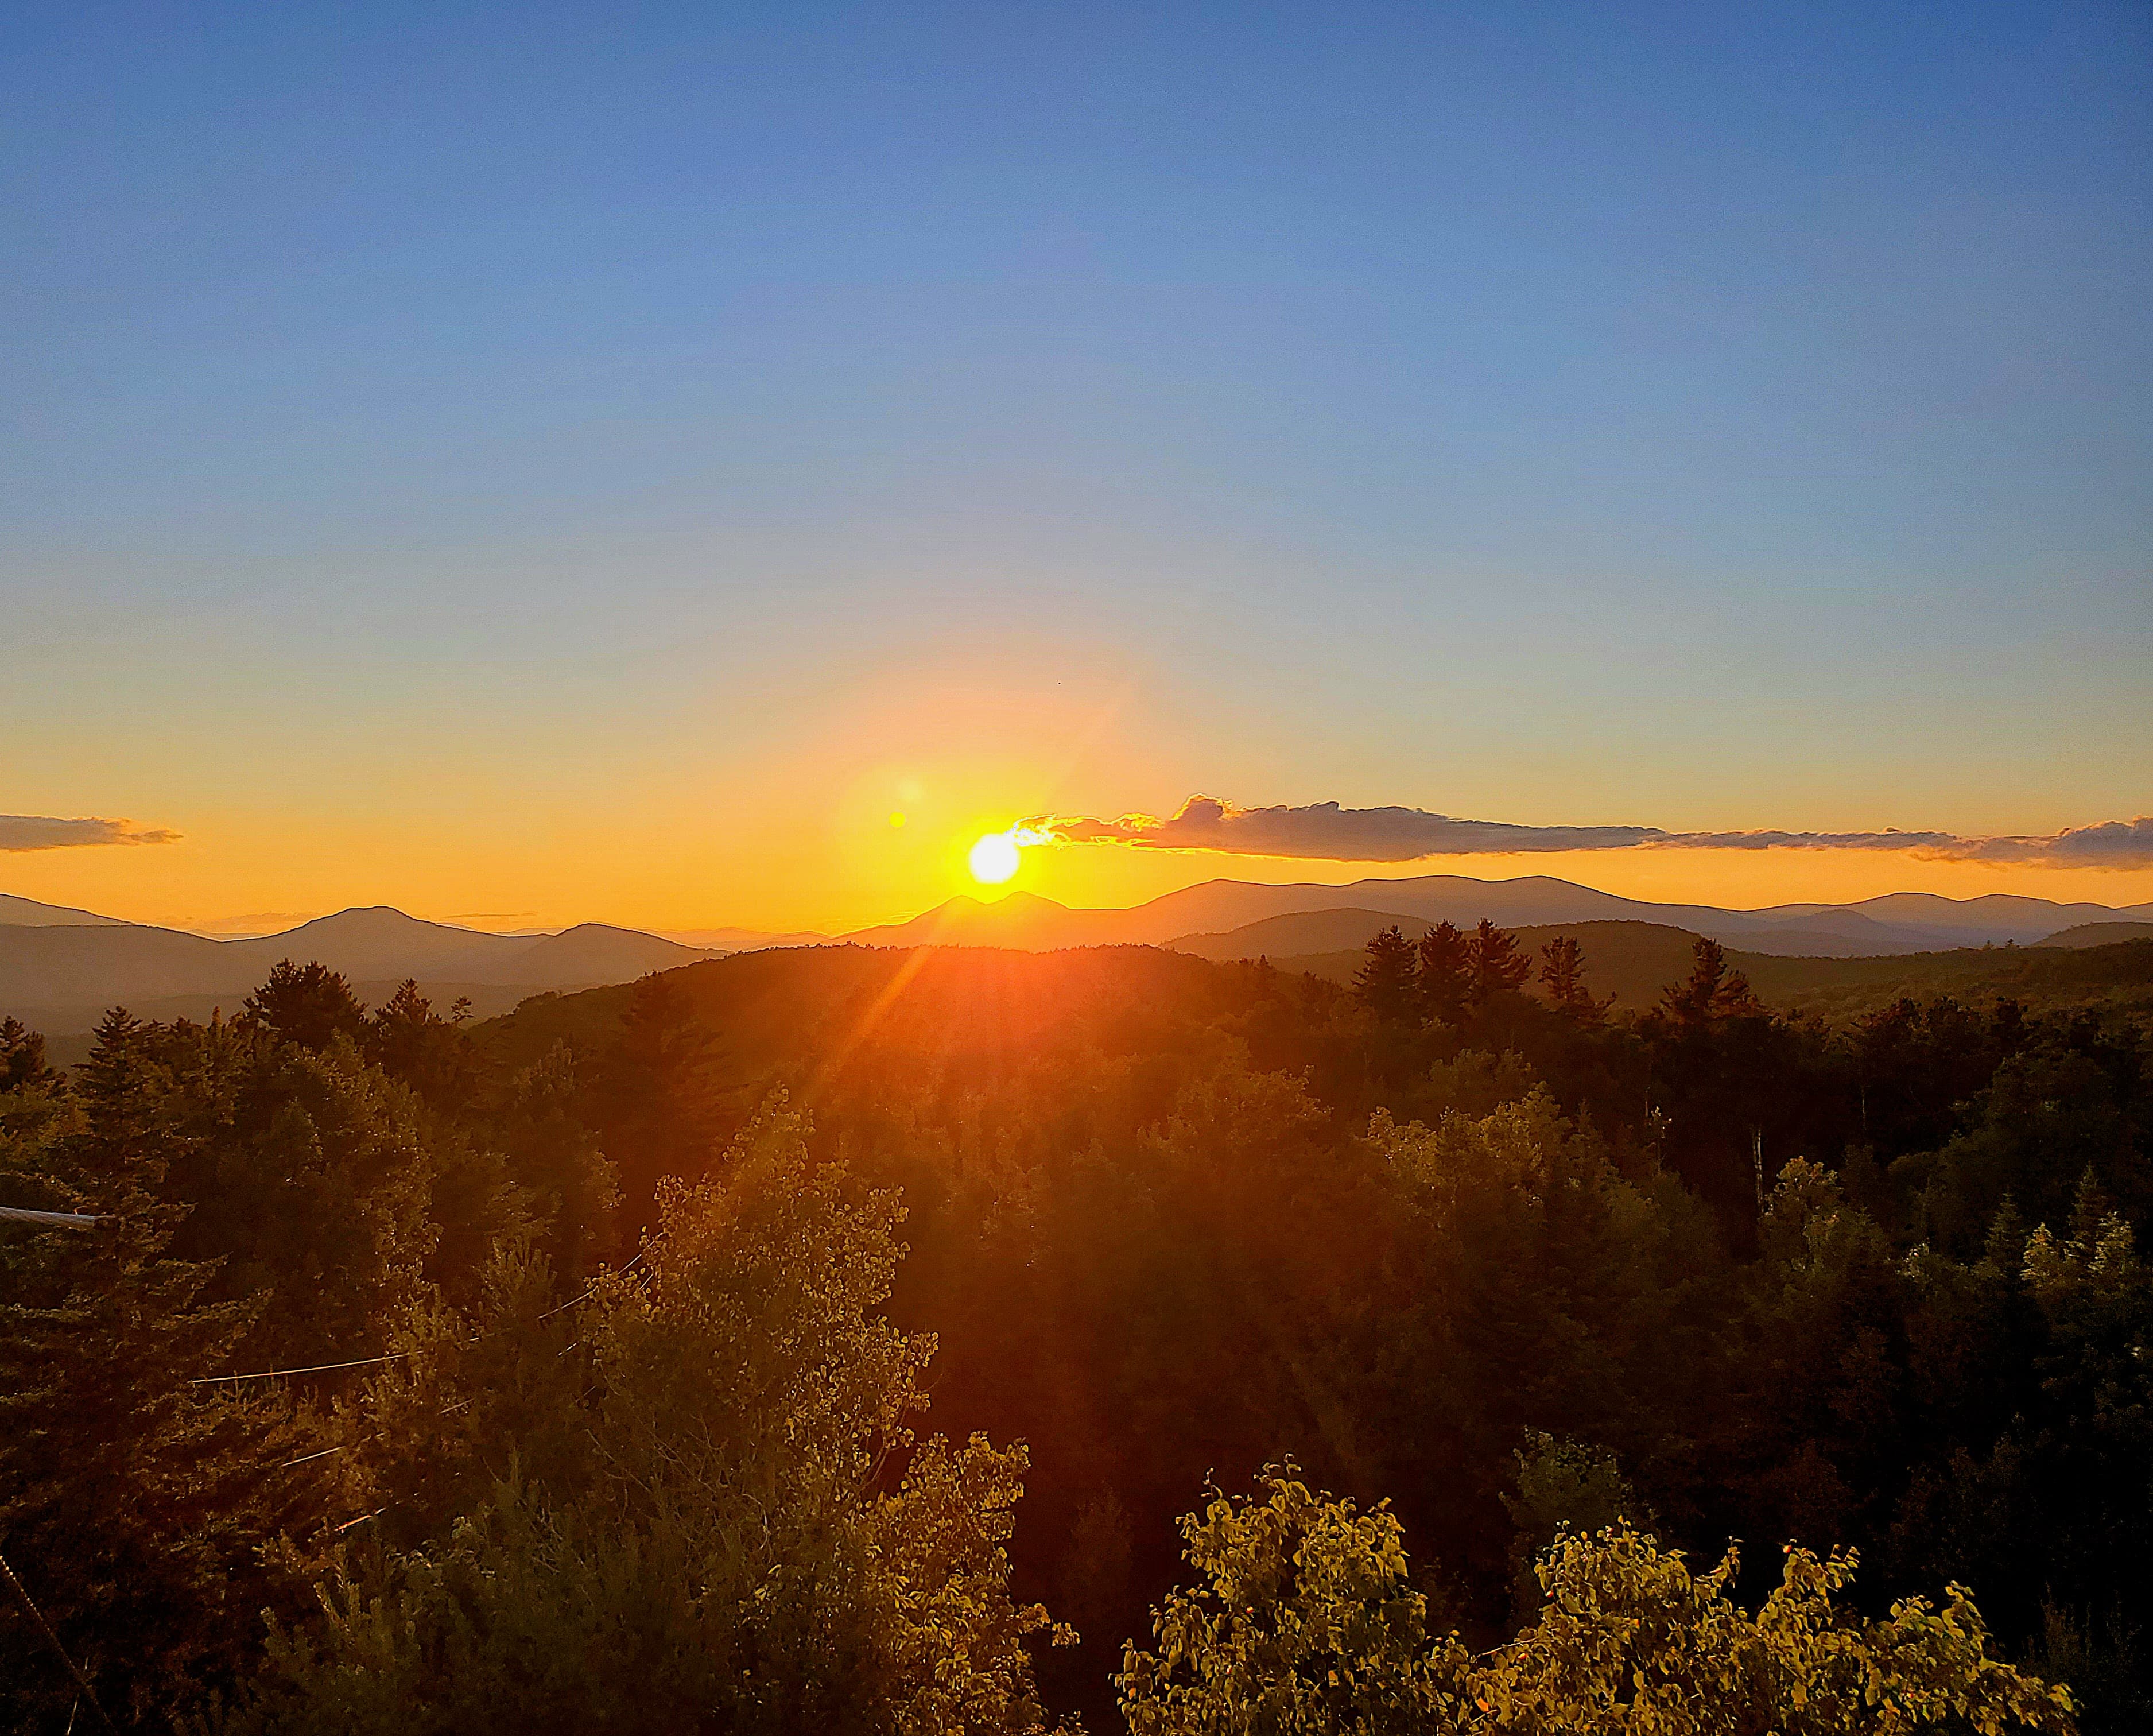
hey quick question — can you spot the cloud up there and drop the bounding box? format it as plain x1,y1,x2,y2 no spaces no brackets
1019,798,1662,859
0,815,180,852
1942,817,2153,866
1017,798,2153,869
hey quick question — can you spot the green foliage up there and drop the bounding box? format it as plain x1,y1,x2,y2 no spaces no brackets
362,981,483,1114
1501,1432,1650,1607
4,939,2151,1725
1477,1525,2076,1734
1123,1470,2077,1735
166,1031,445,1364
1420,1048,1541,1119
1364,1091,1725,1602
1359,920,1534,1029
1118,1464,1472,1734
1900,1043,2148,1257
212,1098,1068,1735
599,971,741,1215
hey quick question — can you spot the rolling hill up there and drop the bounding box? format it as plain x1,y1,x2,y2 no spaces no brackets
2036,921,2153,948
474,942,1263,1086
466,931,2153,1118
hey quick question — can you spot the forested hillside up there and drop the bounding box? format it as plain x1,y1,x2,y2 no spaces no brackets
1278,923,2153,1025
2,932,2146,1730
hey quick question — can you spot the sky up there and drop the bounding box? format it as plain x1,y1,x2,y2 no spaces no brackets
3,1,2150,934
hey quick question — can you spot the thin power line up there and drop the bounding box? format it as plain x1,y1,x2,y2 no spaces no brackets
0,1544,119,1734
190,1250,648,1386
0,1205,106,1230
189,1351,411,1385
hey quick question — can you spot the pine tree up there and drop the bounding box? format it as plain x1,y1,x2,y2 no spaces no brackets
1538,935,1610,1024
1355,927,1423,1025
1466,919,1531,1007
1417,922,1472,1025
1660,937,1763,1026
0,1013,312,1727
1,1016,52,1089
364,981,484,1112
243,961,366,1051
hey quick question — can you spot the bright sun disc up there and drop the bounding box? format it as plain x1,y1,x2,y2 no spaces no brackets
968,832,1021,885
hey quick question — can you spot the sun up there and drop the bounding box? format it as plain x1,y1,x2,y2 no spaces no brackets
967,831,1022,885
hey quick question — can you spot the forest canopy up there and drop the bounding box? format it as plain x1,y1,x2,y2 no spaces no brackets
2,927,2147,1730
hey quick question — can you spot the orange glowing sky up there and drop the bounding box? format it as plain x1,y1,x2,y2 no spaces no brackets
6,646,2149,935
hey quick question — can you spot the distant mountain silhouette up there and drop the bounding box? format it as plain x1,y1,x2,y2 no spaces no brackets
0,892,129,927
659,925,832,952
1756,890,2153,944
1170,903,1960,962
0,904,724,1036
843,874,2150,957
0,921,245,1006
513,923,721,981
14,876,2151,1042
217,906,526,981
201,907,723,986
1171,908,1445,960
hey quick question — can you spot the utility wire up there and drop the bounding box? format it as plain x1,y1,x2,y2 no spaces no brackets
189,1351,411,1385
0,1544,119,1734
0,1205,106,1230
191,1249,647,1386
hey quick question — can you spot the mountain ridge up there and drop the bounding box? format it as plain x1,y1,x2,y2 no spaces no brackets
0,904,726,1035
839,873,2142,956
0,892,130,927
11,876,2150,1040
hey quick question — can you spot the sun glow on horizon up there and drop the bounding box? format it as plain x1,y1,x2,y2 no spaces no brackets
967,831,1022,885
